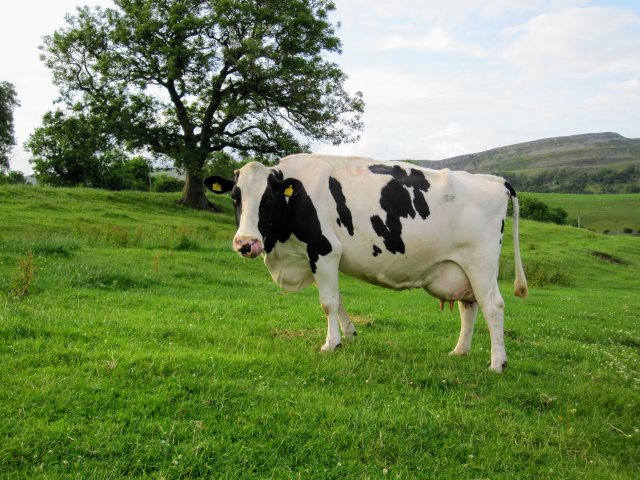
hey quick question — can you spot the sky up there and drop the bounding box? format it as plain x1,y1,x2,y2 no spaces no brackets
2,0,640,174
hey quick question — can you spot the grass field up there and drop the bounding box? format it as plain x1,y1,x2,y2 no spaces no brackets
528,192,640,232
1,185,639,479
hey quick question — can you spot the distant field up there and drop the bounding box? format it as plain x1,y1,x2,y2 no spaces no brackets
528,192,640,232
1,185,639,478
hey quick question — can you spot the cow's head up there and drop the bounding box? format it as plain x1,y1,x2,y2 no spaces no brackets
205,162,300,258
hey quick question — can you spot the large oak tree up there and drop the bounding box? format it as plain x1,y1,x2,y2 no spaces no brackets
41,0,364,208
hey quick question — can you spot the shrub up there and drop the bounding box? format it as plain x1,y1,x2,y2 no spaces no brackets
0,170,26,184
517,196,568,225
152,174,185,192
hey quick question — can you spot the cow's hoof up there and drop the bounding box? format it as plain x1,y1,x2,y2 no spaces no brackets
489,360,507,373
321,342,341,352
449,348,468,356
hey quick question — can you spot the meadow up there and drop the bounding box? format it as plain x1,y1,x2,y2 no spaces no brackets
1,185,639,479
529,192,640,232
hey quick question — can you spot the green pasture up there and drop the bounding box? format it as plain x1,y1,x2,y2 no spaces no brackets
1,185,639,478
528,192,640,232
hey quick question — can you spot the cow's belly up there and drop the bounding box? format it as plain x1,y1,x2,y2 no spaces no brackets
340,252,475,301
421,261,475,302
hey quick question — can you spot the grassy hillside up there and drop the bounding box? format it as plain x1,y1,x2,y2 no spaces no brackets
528,192,640,232
415,133,640,193
1,186,639,478
419,133,640,173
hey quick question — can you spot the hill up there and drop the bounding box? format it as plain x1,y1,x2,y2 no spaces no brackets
415,132,640,193
1,186,639,478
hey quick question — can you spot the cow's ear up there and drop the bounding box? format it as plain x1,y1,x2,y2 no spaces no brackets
279,178,304,198
204,176,234,194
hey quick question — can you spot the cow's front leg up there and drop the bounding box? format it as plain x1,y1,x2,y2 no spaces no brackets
313,257,343,352
450,300,478,356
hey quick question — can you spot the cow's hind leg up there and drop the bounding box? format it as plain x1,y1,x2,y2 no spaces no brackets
450,300,478,356
338,296,357,340
476,284,507,372
461,266,507,372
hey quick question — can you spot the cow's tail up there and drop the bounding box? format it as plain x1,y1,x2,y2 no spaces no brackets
506,182,528,298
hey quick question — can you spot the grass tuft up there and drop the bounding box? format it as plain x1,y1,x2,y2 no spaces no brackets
6,251,35,300
70,265,155,290
31,236,83,257
526,260,575,287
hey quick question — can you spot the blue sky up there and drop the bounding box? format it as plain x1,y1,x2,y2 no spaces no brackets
2,0,640,173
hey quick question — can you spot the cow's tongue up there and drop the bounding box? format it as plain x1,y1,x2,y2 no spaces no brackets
251,241,262,257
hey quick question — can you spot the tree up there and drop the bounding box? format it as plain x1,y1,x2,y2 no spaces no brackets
41,0,364,209
26,108,149,190
0,170,26,185
518,195,567,225
0,81,20,172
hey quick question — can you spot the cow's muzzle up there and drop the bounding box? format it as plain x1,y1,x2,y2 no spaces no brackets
233,236,263,258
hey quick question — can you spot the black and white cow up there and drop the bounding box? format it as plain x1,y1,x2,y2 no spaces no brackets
205,154,527,372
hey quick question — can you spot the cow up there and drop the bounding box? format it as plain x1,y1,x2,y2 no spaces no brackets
205,154,527,372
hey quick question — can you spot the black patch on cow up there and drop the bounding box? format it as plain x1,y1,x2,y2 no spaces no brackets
368,165,431,254
501,219,505,234
328,177,354,236
260,173,332,273
231,185,242,227
504,181,517,197
372,245,382,257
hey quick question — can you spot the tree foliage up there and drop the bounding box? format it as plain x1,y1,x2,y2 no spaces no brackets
26,109,149,190
0,81,20,172
151,173,185,192
41,0,364,208
517,195,568,225
503,165,640,194
0,170,26,185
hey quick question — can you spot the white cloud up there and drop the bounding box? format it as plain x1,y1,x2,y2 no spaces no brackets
337,0,587,24
379,27,489,58
502,7,640,79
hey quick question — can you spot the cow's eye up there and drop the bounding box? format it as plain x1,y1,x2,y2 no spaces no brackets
231,187,241,207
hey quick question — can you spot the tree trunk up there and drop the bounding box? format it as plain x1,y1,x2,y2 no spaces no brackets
177,169,217,210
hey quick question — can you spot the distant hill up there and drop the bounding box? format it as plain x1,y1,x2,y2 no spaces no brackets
414,133,640,193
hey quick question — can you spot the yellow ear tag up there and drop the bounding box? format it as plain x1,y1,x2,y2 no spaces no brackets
212,182,222,192
283,185,294,197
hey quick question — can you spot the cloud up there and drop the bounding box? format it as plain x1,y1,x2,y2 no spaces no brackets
337,0,588,26
379,27,489,58
502,7,640,79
